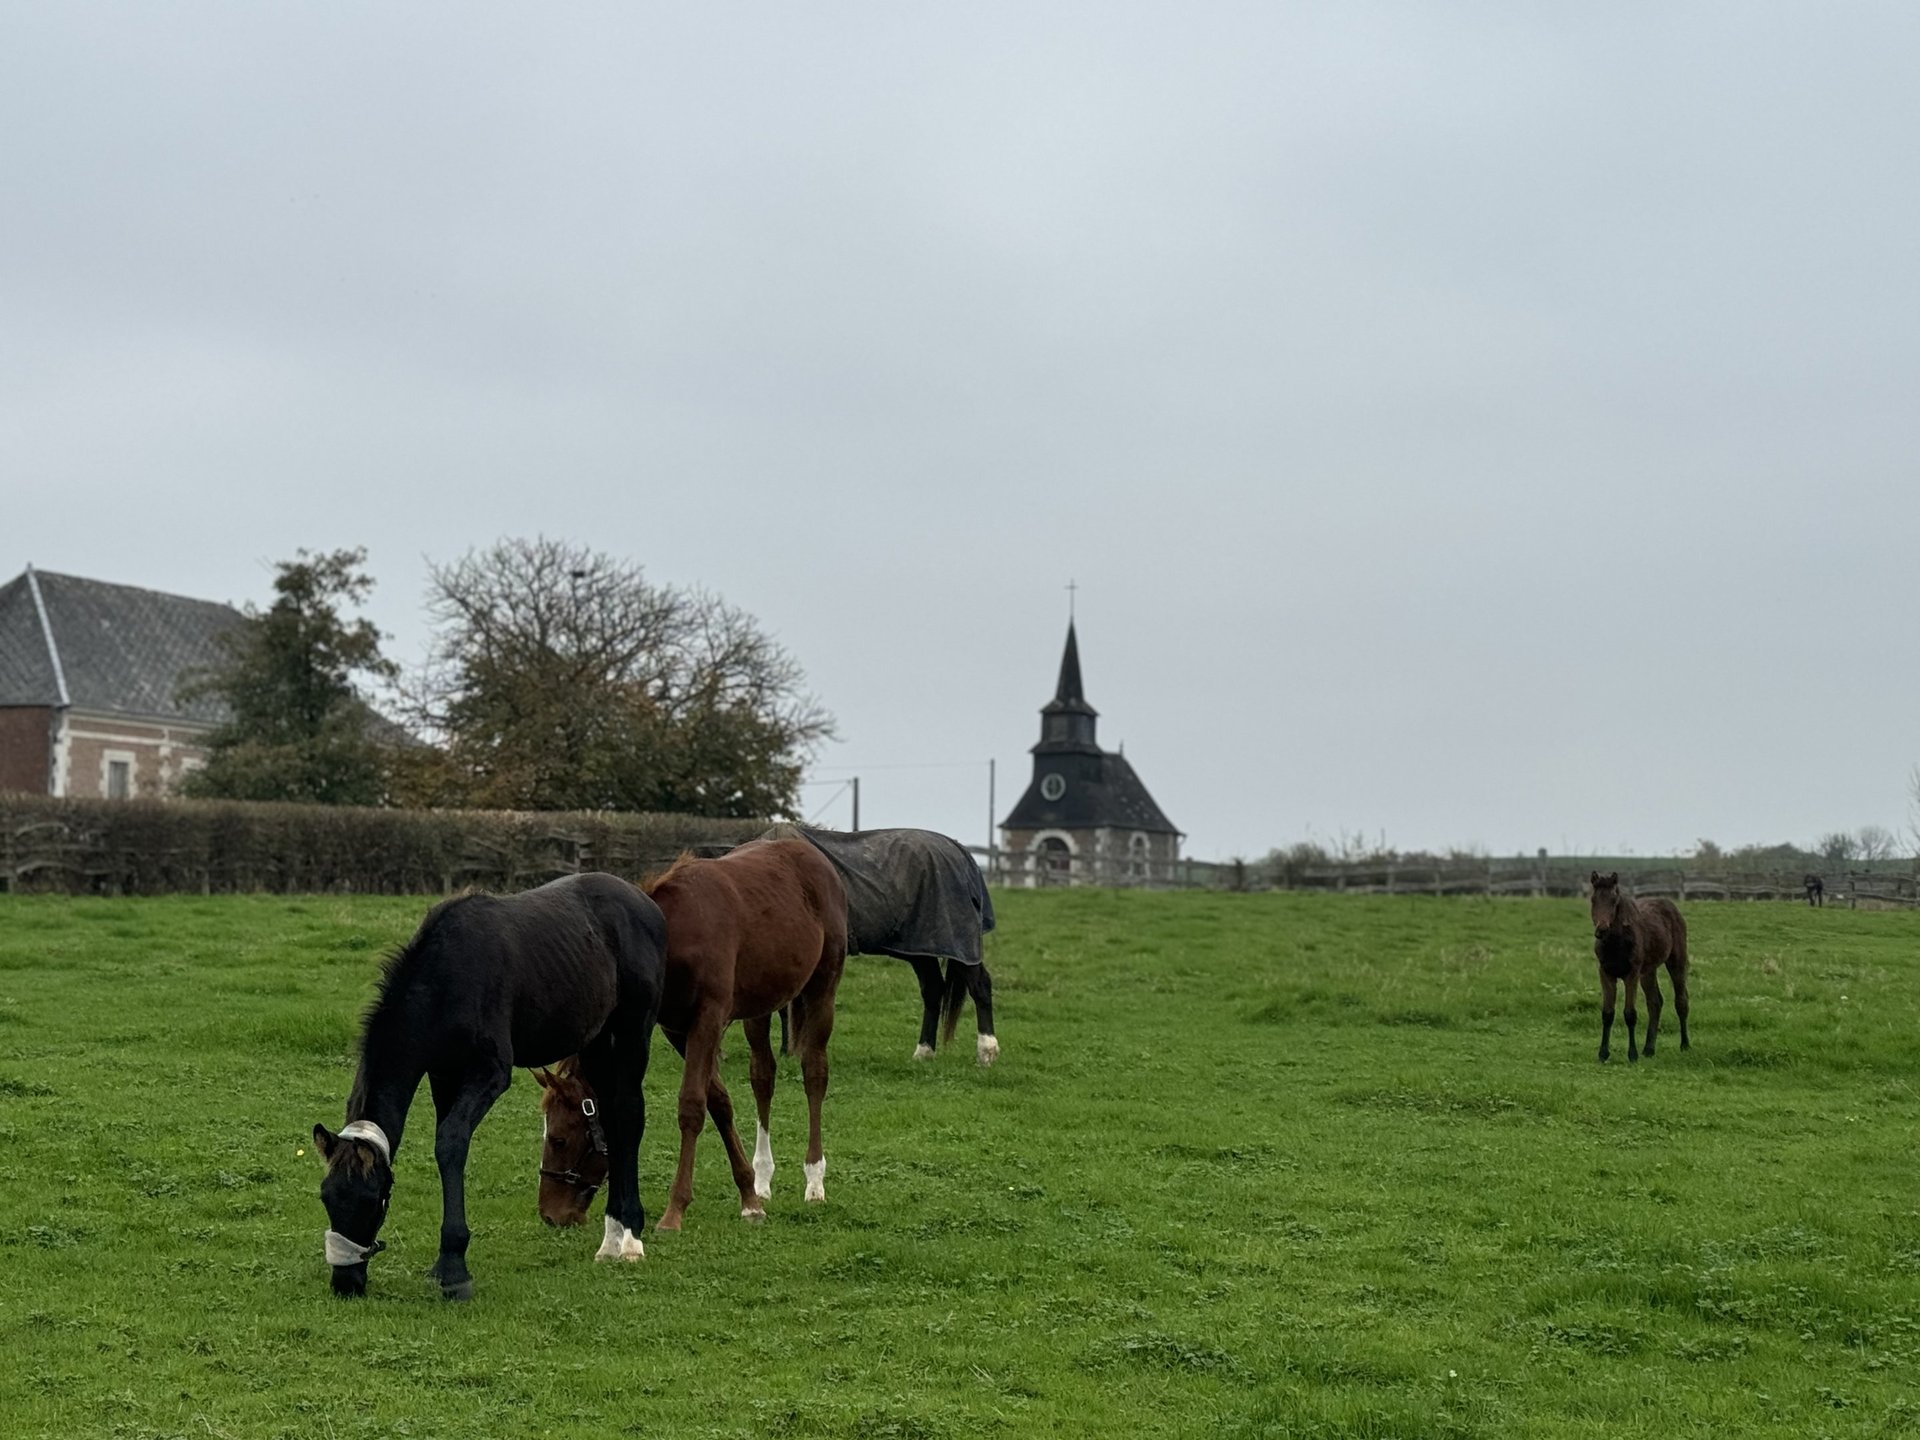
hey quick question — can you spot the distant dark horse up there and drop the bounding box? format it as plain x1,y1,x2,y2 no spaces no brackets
1804,873,1825,907
1588,871,1691,1063
537,838,846,1231
775,826,1000,1065
314,873,665,1299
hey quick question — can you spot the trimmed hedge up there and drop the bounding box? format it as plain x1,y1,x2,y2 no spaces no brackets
0,794,766,896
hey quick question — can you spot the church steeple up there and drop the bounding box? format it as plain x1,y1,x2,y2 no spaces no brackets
1000,615,1181,874
1035,621,1098,754
1052,621,1089,709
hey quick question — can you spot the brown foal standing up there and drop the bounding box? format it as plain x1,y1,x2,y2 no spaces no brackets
1588,870,1691,1063
624,838,847,1230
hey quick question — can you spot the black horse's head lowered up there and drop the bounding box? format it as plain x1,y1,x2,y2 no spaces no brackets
314,1120,394,1297
312,873,667,1300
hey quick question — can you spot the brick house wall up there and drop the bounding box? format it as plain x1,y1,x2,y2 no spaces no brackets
57,711,213,799
0,707,54,794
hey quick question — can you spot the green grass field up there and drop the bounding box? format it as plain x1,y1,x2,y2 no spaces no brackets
2,890,1917,1438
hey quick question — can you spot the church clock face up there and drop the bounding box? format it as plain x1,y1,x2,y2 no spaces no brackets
1040,773,1066,801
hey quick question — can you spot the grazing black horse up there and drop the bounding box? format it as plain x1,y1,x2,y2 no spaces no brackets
772,825,1000,1064
314,873,665,1299
1804,873,1825,907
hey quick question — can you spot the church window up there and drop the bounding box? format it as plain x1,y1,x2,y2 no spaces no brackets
1038,836,1072,883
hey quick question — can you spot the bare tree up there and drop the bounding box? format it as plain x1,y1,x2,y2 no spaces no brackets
1855,824,1900,862
407,538,834,817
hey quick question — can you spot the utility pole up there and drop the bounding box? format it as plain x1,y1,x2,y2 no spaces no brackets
850,776,860,832
987,758,996,874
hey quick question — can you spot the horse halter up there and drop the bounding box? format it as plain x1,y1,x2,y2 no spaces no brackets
540,1095,609,1200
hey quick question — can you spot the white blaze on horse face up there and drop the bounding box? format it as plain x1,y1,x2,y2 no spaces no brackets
912,1043,934,1061
977,1034,1000,1067
752,1122,774,1200
804,1156,826,1204
595,1214,645,1262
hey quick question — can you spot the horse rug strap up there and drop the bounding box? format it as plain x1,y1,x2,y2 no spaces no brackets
339,1119,391,1165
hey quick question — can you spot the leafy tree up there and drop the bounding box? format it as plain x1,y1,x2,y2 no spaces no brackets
408,538,832,817
181,549,399,806
1816,831,1859,864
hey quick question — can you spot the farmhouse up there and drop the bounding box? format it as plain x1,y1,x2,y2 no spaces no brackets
999,621,1182,886
0,566,242,799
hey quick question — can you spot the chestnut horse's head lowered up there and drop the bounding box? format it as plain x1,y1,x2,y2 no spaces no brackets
535,1063,606,1228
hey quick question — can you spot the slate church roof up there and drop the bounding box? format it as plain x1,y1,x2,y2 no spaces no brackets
0,567,242,724
1001,621,1180,836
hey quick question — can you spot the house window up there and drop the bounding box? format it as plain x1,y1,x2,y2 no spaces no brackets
103,750,136,800
1129,832,1150,880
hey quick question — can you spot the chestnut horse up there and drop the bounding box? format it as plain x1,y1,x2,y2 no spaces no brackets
537,838,847,1231
1588,871,1691,1063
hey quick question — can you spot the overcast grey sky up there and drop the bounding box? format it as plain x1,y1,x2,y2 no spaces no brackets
5,3,1917,860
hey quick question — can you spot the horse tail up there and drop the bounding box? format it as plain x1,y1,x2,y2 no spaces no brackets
940,960,970,1044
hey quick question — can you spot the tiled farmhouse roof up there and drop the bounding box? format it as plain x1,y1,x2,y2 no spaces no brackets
0,568,242,724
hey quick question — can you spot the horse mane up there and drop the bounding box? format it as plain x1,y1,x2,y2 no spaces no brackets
642,852,697,896
357,890,478,1046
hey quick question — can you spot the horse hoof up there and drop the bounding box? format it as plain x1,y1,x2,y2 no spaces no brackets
1597,1052,1608,1063
741,1205,766,1224
440,1280,474,1302
976,1035,1000,1067
912,1044,934,1061
654,1216,683,1233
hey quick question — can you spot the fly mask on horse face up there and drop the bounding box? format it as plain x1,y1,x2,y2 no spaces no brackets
320,1120,393,1265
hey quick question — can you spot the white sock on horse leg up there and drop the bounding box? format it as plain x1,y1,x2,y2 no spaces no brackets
595,1214,645,1261
753,1122,774,1200
804,1156,826,1203
976,1034,1000,1066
